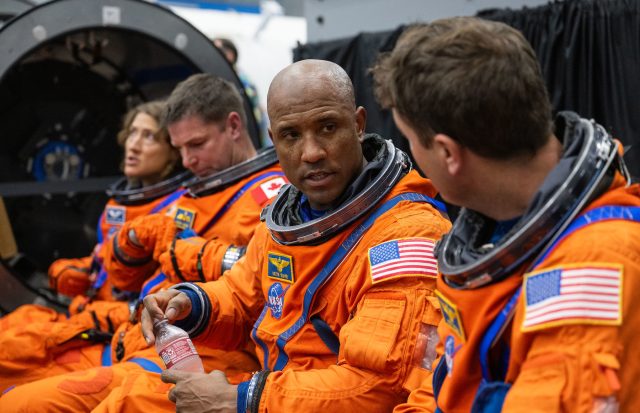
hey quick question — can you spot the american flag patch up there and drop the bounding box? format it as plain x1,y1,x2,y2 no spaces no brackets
368,238,438,284
522,263,622,331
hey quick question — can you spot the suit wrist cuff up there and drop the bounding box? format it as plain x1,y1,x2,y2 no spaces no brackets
170,282,211,338
237,380,250,413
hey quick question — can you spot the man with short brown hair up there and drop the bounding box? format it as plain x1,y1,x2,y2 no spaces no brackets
373,16,640,413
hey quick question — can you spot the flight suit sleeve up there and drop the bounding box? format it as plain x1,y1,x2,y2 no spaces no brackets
502,220,640,413
174,227,268,351
255,277,440,412
157,235,246,284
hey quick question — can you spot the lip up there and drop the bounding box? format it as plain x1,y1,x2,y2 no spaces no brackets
302,170,334,188
125,157,139,166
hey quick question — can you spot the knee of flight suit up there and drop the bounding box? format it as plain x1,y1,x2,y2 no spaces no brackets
0,365,136,412
92,370,174,413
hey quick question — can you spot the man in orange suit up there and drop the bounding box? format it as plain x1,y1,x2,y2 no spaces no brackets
0,74,285,411
136,59,451,413
373,17,640,412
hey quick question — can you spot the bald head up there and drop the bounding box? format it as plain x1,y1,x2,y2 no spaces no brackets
267,59,356,119
266,59,367,211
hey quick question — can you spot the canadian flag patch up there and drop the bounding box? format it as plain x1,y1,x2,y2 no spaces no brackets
252,177,287,205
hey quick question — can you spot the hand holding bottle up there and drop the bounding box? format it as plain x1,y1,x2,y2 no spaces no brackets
141,289,192,345
162,369,237,413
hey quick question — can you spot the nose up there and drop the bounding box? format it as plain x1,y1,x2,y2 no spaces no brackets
181,148,195,169
300,135,326,164
126,132,142,152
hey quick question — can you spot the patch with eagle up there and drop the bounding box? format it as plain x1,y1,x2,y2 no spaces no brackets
267,251,294,284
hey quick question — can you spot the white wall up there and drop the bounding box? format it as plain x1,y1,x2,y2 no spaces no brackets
168,5,307,115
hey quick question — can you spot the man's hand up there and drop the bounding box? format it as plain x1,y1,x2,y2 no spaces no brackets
162,369,237,413
126,214,179,261
140,289,193,344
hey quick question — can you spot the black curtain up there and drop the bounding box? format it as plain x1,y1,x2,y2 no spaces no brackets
480,0,640,178
294,0,640,178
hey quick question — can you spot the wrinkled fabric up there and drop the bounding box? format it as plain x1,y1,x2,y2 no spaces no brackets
0,192,181,392
434,175,640,413
0,164,282,412
193,170,450,412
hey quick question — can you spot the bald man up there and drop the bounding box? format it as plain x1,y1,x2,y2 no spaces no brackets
130,59,450,413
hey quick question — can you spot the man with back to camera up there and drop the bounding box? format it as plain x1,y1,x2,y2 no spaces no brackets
134,59,452,413
0,73,287,412
373,16,640,412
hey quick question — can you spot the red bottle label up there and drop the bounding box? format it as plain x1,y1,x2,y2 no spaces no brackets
159,337,198,369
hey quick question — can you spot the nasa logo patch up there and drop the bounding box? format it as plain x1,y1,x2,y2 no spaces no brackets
444,335,461,377
267,282,288,319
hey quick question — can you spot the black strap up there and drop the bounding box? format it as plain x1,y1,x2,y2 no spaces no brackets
310,315,340,355
78,328,113,343
106,315,115,334
197,238,215,282
169,236,186,282
115,331,126,362
90,310,101,330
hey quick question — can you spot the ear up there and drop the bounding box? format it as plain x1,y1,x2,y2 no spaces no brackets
355,106,367,141
226,112,243,140
433,133,463,176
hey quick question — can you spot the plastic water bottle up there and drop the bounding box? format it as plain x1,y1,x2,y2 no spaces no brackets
154,318,205,373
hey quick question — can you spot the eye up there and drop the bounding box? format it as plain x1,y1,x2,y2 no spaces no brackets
141,130,156,141
322,123,336,133
280,130,299,140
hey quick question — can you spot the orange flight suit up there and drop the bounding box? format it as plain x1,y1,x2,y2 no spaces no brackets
0,195,170,331
0,165,285,412
433,174,640,412
0,191,182,392
173,170,451,412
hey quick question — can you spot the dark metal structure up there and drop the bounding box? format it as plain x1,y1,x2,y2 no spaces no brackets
0,0,259,311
